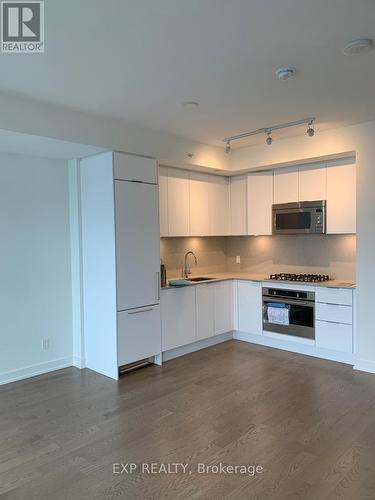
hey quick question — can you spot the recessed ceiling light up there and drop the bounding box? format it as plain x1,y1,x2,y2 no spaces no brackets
183,101,199,109
343,39,374,56
275,67,295,81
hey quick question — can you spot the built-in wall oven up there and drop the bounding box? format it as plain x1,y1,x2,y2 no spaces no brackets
272,200,326,235
262,287,315,340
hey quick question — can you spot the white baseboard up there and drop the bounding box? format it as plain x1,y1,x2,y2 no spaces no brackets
233,331,354,365
353,358,375,374
0,357,73,386
162,332,233,362
72,356,86,369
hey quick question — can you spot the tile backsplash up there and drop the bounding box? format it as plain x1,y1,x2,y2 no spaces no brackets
160,237,227,278
161,234,356,281
226,234,356,281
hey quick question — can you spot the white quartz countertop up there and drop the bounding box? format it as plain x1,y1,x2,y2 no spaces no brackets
161,272,356,290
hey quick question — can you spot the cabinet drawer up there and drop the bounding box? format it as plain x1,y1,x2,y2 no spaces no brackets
316,303,352,325
316,287,353,306
316,320,352,353
117,306,161,366
114,152,158,184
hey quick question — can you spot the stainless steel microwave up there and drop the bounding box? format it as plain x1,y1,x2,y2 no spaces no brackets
272,200,326,235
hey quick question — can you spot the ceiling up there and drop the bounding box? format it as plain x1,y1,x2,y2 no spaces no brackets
0,130,104,159
1,0,375,147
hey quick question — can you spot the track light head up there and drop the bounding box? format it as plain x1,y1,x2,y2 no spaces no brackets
307,120,315,137
222,117,316,148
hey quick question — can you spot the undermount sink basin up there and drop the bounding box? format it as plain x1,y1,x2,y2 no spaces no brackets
188,277,216,282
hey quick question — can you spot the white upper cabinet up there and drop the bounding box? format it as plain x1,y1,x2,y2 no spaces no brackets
114,152,158,184
326,163,356,234
158,162,356,237
298,164,327,202
247,171,273,235
167,168,190,236
189,172,210,236
230,175,247,235
209,176,230,236
159,166,169,237
273,168,299,205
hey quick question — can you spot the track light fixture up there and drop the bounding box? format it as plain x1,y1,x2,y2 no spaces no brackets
222,117,316,151
307,120,315,137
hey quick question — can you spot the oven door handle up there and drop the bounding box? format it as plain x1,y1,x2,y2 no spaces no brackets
263,296,314,307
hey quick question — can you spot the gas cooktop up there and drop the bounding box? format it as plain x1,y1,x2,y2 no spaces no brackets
269,273,330,283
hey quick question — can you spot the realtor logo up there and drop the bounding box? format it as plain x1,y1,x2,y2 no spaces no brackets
1,1,44,52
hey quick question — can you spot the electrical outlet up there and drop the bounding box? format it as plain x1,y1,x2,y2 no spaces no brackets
41,338,50,350
236,255,241,264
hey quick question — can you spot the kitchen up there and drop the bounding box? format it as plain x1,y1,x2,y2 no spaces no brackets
78,152,356,378
1,2,375,499
160,159,356,364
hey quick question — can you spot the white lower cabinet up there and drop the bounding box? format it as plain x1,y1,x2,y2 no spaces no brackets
161,281,354,361
161,287,196,351
213,281,234,334
316,321,352,353
315,287,353,353
316,287,353,306
117,306,161,366
316,302,352,325
237,281,262,335
161,281,234,352
196,284,215,340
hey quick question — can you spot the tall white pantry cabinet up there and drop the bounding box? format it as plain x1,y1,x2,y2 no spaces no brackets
80,151,161,380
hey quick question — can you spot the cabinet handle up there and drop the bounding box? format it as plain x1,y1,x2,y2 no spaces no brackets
128,307,154,315
156,272,160,301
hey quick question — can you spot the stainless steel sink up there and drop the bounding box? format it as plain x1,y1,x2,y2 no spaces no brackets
188,277,216,282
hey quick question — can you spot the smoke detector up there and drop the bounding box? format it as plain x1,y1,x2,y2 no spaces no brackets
183,101,199,109
343,39,374,56
275,67,295,81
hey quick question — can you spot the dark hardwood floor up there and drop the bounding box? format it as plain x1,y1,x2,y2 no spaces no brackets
1,340,375,499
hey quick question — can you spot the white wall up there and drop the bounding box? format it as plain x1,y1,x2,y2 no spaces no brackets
0,152,73,384
0,92,229,171
229,122,358,171
231,120,375,373
355,127,375,373
68,160,85,369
